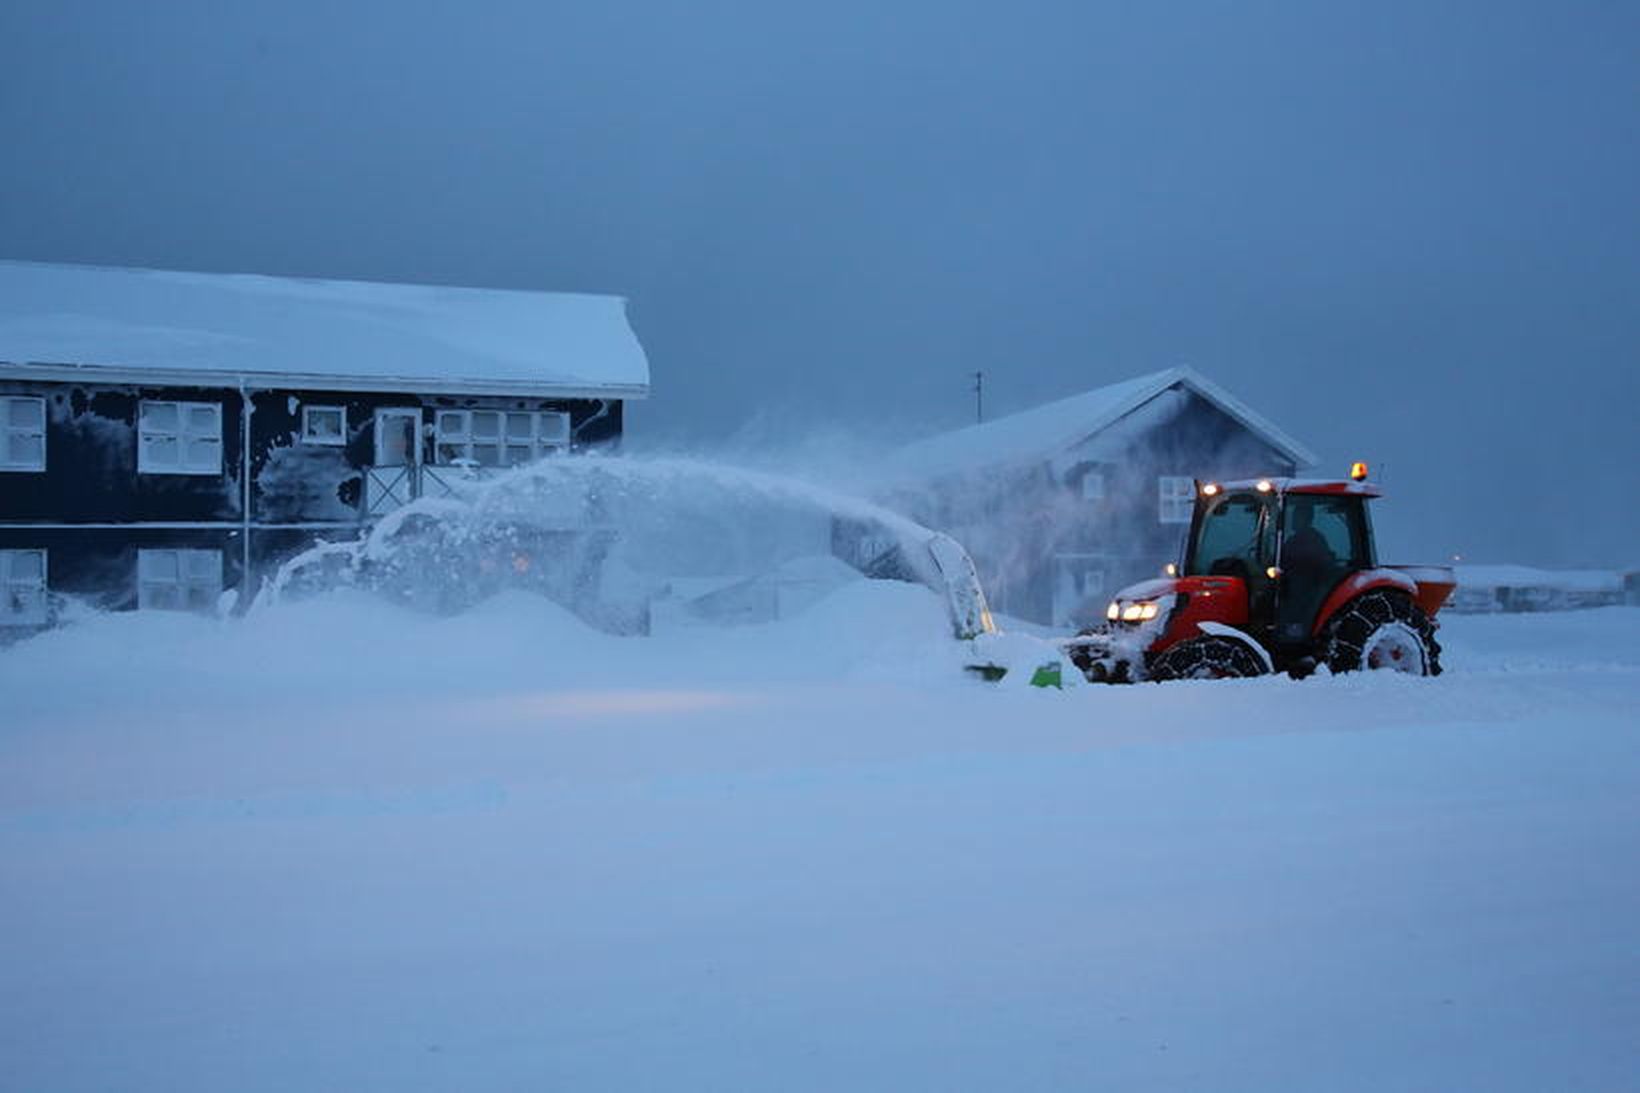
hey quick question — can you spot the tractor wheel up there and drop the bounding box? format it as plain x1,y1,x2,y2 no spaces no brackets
1149,636,1267,681
1323,590,1442,676
1065,628,1098,678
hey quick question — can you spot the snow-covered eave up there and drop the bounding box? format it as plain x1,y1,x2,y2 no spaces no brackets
0,360,649,401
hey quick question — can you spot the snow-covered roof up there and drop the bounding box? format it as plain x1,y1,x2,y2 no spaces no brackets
0,260,649,398
886,367,1317,481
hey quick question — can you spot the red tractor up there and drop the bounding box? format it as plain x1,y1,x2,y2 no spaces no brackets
1068,465,1455,682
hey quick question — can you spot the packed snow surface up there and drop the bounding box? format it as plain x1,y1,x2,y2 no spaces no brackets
0,260,649,393
3,598,1637,1091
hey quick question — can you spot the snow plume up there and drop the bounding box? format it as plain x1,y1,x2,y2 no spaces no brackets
639,403,911,496
260,455,961,635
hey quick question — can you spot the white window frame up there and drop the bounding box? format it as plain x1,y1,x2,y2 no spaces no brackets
137,548,223,612
1051,552,1107,628
1158,476,1196,524
433,409,570,468
301,405,347,446
139,400,223,475
0,548,48,626
1058,556,1105,599
0,396,47,472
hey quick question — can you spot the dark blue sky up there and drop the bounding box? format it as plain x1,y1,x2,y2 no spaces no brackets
2,1,1636,566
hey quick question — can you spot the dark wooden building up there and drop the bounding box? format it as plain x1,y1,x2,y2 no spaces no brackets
874,368,1317,627
0,260,649,631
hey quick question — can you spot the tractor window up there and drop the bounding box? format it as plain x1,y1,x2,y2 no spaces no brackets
1185,493,1269,579
1281,495,1371,571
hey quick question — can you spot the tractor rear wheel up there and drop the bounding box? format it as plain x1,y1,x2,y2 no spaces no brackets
1324,590,1442,676
1149,636,1267,681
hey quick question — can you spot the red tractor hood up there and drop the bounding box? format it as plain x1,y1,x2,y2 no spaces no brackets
1112,574,1252,649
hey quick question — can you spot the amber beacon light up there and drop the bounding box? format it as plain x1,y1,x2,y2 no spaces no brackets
1350,461,1369,482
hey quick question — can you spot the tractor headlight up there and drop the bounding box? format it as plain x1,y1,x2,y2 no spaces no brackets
1115,599,1164,623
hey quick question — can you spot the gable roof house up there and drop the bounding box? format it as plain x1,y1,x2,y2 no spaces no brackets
0,260,648,631
870,367,1317,628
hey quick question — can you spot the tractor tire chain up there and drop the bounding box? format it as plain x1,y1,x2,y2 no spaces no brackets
1323,589,1442,676
1150,635,1266,681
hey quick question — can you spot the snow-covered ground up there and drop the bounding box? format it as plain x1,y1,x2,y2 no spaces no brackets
3,592,1637,1091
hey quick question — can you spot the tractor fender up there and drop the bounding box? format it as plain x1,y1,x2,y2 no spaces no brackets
1311,568,1420,636
1196,621,1274,675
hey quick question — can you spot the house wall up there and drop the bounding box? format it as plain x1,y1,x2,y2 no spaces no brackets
245,389,623,524
883,386,1302,628
1,382,246,524
0,377,627,619
0,526,243,613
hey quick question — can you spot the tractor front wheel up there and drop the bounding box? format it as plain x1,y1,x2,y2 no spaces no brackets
1324,590,1442,676
1149,636,1267,681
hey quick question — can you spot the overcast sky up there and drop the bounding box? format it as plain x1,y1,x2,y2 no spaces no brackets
2,0,1636,566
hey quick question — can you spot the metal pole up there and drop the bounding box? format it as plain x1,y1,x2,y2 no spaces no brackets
973,370,984,424
239,380,253,611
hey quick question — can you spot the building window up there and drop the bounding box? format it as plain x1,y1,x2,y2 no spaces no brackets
1080,469,1105,501
137,549,222,612
1065,562,1104,598
139,400,222,475
302,405,346,445
1,549,48,626
1158,476,1196,524
1051,553,1107,628
1,396,46,472
434,410,570,467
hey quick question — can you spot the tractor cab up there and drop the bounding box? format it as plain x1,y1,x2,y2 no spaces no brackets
1185,478,1378,650
1067,465,1454,683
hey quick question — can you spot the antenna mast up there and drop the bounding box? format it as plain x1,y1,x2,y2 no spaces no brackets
973,370,984,424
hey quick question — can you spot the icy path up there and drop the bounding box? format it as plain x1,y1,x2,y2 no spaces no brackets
2,598,1637,1091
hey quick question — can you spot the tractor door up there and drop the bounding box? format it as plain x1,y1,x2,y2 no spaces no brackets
1274,494,1374,644
1184,490,1280,624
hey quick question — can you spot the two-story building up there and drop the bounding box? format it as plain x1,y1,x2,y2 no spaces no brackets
0,260,648,631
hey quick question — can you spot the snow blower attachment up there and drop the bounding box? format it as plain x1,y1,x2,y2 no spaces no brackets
1061,468,1455,683
926,532,996,642
929,532,1073,686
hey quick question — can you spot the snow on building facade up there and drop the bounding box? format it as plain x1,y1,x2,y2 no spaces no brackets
869,368,1317,628
0,260,648,629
